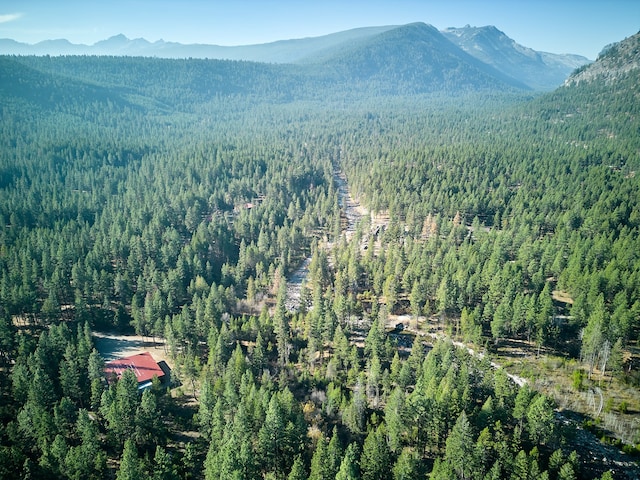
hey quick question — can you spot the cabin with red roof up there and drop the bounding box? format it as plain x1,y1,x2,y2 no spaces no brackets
104,352,167,390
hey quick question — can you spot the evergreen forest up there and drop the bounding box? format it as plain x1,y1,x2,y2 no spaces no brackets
0,29,639,480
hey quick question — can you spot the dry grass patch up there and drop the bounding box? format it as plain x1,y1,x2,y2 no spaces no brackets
492,345,640,446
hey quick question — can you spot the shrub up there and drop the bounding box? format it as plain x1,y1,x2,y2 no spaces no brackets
619,401,628,414
572,369,584,391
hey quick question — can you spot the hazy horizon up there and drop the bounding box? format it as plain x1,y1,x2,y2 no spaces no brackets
1,0,638,59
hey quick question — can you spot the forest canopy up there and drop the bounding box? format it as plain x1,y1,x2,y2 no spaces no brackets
0,50,638,479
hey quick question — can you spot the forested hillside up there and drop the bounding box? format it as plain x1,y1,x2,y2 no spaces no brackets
0,31,638,480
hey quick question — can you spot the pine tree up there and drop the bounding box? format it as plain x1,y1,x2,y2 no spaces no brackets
116,440,143,480
28,364,57,409
257,390,304,477
335,443,360,480
308,436,329,480
385,387,405,453
360,424,391,480
134,389,162,449
445,411,476,480
59,344,82,407
526,394,555,445
152,445,178,480
326,428,343,479
103,369,139,446
287,456,307,480
392,448,421,480
273,275,290,366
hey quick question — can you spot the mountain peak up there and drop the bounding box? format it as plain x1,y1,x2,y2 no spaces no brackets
386,22,440,37
91,34,153,52
99,34,130,44
443,25,590,90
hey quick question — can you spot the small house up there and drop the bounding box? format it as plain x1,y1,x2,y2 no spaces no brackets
104,352,167,390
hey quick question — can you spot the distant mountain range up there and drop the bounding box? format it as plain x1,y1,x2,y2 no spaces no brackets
0,27,398,62
0,23,591,91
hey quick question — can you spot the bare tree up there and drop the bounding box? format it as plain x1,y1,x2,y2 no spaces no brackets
599,339,611,384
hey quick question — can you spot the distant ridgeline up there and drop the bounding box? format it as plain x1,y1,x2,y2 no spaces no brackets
1,22,590,91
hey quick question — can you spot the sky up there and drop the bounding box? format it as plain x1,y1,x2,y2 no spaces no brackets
0,0,638,59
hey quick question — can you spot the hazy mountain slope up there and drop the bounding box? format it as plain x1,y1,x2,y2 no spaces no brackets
4,56,299,111
4,24,531,108
0,56,132,113
442,25,590,90
565,30,640,85
308,22,529,93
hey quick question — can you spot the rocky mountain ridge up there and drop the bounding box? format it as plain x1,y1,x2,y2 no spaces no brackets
442,25,589,90
565,31,640,86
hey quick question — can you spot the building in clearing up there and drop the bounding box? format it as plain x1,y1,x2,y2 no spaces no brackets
104,352,167,390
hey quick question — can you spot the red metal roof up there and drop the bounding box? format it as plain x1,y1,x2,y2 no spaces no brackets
104,352,165,384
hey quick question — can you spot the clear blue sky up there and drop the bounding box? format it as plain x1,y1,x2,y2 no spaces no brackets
1,0,638,59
